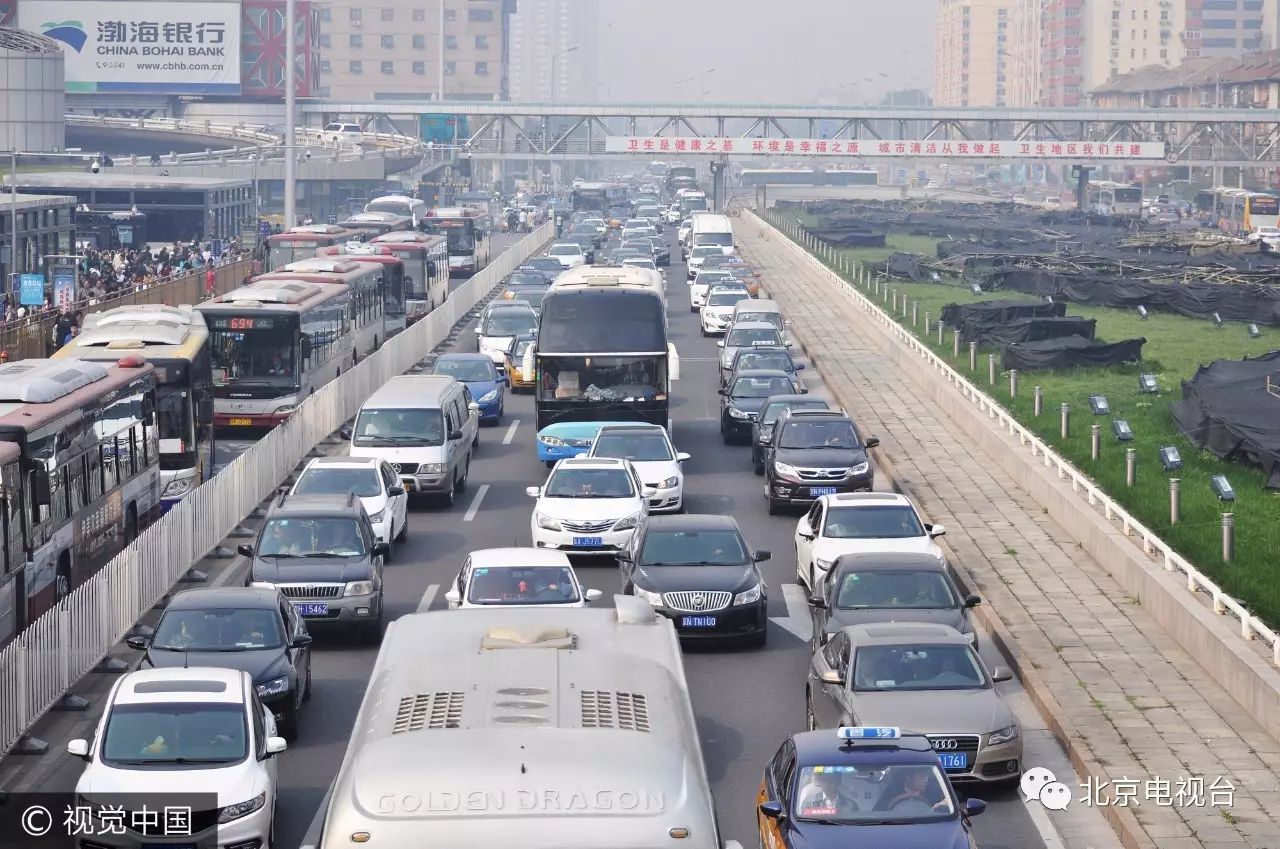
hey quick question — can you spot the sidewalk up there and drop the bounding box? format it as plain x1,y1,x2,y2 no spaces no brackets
739,216,1280,849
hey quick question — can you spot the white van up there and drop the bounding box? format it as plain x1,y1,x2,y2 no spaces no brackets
689,213,735,256
346,375,480,508
366,195,428,228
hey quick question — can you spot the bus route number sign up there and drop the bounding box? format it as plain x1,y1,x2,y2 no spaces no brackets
212,317,273,331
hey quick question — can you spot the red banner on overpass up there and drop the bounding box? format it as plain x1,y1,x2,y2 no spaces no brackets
604,136,1167,160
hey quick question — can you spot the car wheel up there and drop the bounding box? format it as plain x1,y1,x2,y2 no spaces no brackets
701,326,709,337
440,477,456,508
302,662,312,702
457,457,470,492
795,552,808,590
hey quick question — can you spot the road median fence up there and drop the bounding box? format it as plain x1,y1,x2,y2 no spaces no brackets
0,223,553,758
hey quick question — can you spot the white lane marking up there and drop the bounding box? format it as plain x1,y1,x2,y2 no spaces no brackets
416,583,440,614
769,583,813,642
1022,797,1069,849
503,419,520,445
464,484,490,522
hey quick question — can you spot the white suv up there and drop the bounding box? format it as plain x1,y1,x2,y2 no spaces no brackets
587,424,690,513
794,492,947,592
547,242,587,269
291,456,408,550
444,548,602,608
67,667,284,849
323,121,364,144
686,245,725,279
527,457,654,557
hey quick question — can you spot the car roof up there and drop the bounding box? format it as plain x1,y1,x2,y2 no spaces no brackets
113,667,247,706
831,552,947,573
844,622,968,646
645,513,742,532
790,729,937,763
727,321,778,331
762,393,818,405
823,491,912,507
167,586,281,610
303,455,384,470
468,547,574,569
435,352,493,365
553,456,630,470
267,492,365,518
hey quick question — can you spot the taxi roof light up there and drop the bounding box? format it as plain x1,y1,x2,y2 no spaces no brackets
837,726,900,741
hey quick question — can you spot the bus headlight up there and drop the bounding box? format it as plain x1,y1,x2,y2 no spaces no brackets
539,435,567,447
162,477,196,498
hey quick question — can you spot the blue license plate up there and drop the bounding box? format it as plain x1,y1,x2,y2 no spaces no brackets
809,487,838,497
938,752,969,770
680,616,717,628
293,603,329,617
572,536,603,547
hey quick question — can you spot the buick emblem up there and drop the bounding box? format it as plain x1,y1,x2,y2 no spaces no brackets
933,738,960,750
692,594,707,609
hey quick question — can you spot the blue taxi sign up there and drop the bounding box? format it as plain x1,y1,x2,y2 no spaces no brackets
837,726,900,740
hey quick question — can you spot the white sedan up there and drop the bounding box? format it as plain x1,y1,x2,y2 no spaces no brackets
528,457,654,557
547,243,587,268
290,456,408,552
444,548,601,608
586,424,689,513
795,492,947,592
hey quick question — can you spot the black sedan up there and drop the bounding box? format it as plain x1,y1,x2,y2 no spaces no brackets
719,368,805,444
619,514,770,647
642,236,671,265
522,257,565,278
126,587,313,740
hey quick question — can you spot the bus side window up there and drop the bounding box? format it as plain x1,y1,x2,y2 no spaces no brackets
104,439,119,491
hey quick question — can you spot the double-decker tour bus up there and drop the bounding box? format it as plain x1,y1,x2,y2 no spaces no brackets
51,305,214,512
338,211,415,239
370,231,449,322
316,243,409,336
264,224,367,272
0,358,161,644
523,270,679,432
571,182,629,214
422,207,492,276
197,268,382,427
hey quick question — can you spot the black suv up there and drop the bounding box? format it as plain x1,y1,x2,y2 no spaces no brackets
241,491,389,642
764,409,879,513
719,369,805,444
751,394,832,474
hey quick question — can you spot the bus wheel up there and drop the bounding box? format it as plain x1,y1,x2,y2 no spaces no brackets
125,505,139,544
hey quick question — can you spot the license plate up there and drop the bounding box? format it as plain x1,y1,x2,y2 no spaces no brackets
809,487,838,497
293,602,329,617
938,752,969,770
228,417,253,426
572,536,603,547
680,616,717,628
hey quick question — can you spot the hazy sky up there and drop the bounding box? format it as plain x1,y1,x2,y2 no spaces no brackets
593,0,937,104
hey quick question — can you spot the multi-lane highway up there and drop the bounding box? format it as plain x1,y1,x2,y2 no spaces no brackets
0,225,1088,849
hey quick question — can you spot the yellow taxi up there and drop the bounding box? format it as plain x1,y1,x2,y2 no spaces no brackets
503,334,537,391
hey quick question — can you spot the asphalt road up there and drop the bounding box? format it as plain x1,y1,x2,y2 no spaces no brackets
0,225,1081,849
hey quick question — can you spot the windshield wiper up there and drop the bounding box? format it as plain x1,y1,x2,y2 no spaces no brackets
260,552,300,559
300,551,362,558
362,435,424,444
786,444,857,450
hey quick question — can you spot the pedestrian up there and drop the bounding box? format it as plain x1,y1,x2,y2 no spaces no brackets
205,266,217,298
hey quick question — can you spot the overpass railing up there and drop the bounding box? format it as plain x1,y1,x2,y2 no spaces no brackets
0,222,554,758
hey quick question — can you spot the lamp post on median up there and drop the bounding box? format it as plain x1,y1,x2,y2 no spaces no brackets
550,45,580,102
700,68,717,104
284,0,297,228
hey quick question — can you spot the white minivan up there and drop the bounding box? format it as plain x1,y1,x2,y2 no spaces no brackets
689,212,735,256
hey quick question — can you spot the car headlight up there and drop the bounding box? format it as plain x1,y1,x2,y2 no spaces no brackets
218,792,266,824
422,463,447,475
161,476,195,498
659,476,680,489
734,583,762,605
479,389,499,403
250,581,277,589
728,407,749,419
633,586,663,606
773,461,801,480
255,675,290,698
536,512,562,531
814,557,834,574
988,724,1019,745
367,508,385,524
612,513,640,531
850,462,870,475
344,580,376,596
539,434,567,447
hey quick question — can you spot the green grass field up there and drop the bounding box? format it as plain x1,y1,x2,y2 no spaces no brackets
770,210,1280,626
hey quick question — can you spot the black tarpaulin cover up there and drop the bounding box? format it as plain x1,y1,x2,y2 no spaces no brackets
998,268,1280,325
978,316,1097,346
940,299,1065,339
883,252,929,281
805,226,888,247
1002,335,1145,370
1170,350,1280,488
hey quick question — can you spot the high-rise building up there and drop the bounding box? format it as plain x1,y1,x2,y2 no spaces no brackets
933,0,1014,107
1008,0,1043,106
1184,0,1274,58
508,0,599,101
313,0,513,101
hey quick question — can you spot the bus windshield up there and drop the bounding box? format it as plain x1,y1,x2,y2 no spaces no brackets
268,241,325,271
209,321,299,389
537,355,667,402
425,221,475,254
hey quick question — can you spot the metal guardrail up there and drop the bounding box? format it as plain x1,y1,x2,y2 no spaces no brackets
755,208,1280,667
757,207,1280,671
0,222,554,758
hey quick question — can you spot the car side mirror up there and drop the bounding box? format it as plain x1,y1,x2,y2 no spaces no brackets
798,387,808,394
585,588,603,603
339,426,353,441
526,486,541,497
265,736,287,756
468,402,480,412
964,593,982,608
990,665,1013,682
290,634,313,648
808,595,826,609
758,801,785,821
237,543,254,557
373,542,391,557
796,363,806,370
388,486,405,497
676,452,691,462
496,372,508,383
964,798,987,818
865,436,881,448
927,522,946,538
448,429,464,441
444,589,462,605
67,739,91,761
125,634,150,650
819,669,843,685
753,549,772,562
716,340,725,348
717,388,727,395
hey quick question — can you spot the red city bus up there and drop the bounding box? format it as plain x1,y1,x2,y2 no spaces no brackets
370,231,450,323
264,224,367,271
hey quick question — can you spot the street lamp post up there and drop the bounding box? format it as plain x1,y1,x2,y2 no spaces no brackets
675,76,694,100
8,150,15,294
438,0,447,102
550,45,579,101
283,0,296,227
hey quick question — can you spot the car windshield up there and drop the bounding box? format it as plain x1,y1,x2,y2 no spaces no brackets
506,288,546,308
550,245,581,256
793,763,955,823
354,408,444,446
294,467,382,498
624,259,657,269
508,271,547,286
102,702,248,766
762,400,827,425
466,565,581,605
482,312,537,336
593,431,673,461
152,607,285,651
835,570,958,610
696,273,733,286
824,505,925,538
853,644,987,691
258,517,368,558
692,247,721,258
434,359,495,382
736,312,782,327
780,420,861,450
732,376,796,398
544,468,636,498
736,351,793,373
640,529,749,565
726,328,782,346
708,291,750,307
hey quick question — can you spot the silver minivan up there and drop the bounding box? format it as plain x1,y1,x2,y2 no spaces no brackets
345,375,479,507
730,298,789,338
